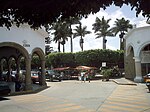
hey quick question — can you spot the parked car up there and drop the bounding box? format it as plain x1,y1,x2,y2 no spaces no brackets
143,73,150,82
31,71,39,84
45,70,62,82
0,81,11,96
145,78,150,92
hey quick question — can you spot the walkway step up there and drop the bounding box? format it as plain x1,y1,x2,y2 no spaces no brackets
111,78,137,86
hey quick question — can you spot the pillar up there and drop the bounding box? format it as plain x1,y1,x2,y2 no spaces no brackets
0,60,3,73
16,59,20,74
133,56,143,82
41,60,46,86
0,60,3,79
25,56,32,90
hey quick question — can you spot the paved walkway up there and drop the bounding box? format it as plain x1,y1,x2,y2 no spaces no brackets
1,79,150,112
98,84,150,112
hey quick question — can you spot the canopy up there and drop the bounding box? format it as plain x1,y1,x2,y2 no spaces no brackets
75,66,97,70
52,67,70,71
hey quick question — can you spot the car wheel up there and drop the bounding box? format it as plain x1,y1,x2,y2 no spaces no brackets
32,80,36,84
59,79,61,82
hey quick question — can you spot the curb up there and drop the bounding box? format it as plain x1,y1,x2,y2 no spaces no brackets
8,85,49,96
111,80,137,86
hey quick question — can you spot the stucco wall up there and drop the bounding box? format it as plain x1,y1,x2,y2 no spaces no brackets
0,25,48,54
125,26,150,81
126,26,150,57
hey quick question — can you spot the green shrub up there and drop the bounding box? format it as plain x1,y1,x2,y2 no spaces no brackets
101,69,112,81
45,49,124,69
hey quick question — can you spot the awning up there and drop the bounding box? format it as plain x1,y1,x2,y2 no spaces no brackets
52,67,70,71
75,66,97,70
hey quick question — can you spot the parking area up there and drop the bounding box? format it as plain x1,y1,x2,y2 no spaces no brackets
0,80,150,112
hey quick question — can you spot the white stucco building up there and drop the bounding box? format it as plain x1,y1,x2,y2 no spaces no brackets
0,24,48,92
125,26,150,82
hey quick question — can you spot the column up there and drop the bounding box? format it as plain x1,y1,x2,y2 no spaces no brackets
133,56,143,82
25,56,32,90
0,60,3,79
0,60,3,73
16,59,20,74
41,60,46,86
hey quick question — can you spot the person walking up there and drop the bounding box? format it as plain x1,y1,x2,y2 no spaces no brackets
83,73,87,83
80,71,85,82
78,73,81,81
88,70,93,83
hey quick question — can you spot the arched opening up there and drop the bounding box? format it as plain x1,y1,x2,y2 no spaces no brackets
0,42,32,93
31,48,46,86
0,58,7,80
140,44,150,76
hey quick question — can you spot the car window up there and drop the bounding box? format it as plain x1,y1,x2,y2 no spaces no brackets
46,70,55,74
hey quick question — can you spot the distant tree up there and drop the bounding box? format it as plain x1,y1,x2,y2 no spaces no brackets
65,17,81,52
52,20,70,52
111,18,133,50
92,16,114,49
73,23,91,51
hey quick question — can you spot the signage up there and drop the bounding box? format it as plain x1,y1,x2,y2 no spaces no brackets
22,40,30,47
102,62,106,67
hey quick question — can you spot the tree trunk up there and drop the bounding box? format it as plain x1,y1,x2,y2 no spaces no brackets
70,25,73,52
63,44,65,52
80,37,84,51
119,32,125,50
103,37,106,49
120,38,125,50
81,43,83,51
70,36,73,52
58,41,61,52
120,37,122,50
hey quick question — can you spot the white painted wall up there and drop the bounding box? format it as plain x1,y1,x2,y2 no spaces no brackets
125,26,150,57
0,24,48,54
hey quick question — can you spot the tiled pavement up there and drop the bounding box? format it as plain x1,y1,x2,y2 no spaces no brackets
11,94,95,112
10,84,150,112
97,85,150,112
1,79,150,112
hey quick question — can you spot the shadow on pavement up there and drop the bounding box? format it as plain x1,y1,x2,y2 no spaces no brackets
0,97,10,101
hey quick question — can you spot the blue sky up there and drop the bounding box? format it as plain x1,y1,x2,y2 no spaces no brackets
51,5,149,52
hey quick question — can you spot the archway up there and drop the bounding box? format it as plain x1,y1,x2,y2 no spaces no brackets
0,42,32,92
31,48,46,86
140,44,150,76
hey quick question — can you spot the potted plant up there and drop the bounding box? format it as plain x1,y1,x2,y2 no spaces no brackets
101,69,112,81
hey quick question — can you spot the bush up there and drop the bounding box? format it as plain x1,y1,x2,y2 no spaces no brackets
101,69,112,81
45,49,124,69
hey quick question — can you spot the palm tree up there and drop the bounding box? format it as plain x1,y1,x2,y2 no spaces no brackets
52,20,70,52
111,18,133,50
73,23,91,51
92,16,114,49
65,17,81,52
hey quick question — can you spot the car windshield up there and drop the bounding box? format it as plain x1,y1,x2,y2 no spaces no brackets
46,70,54,74
46,70,60,75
